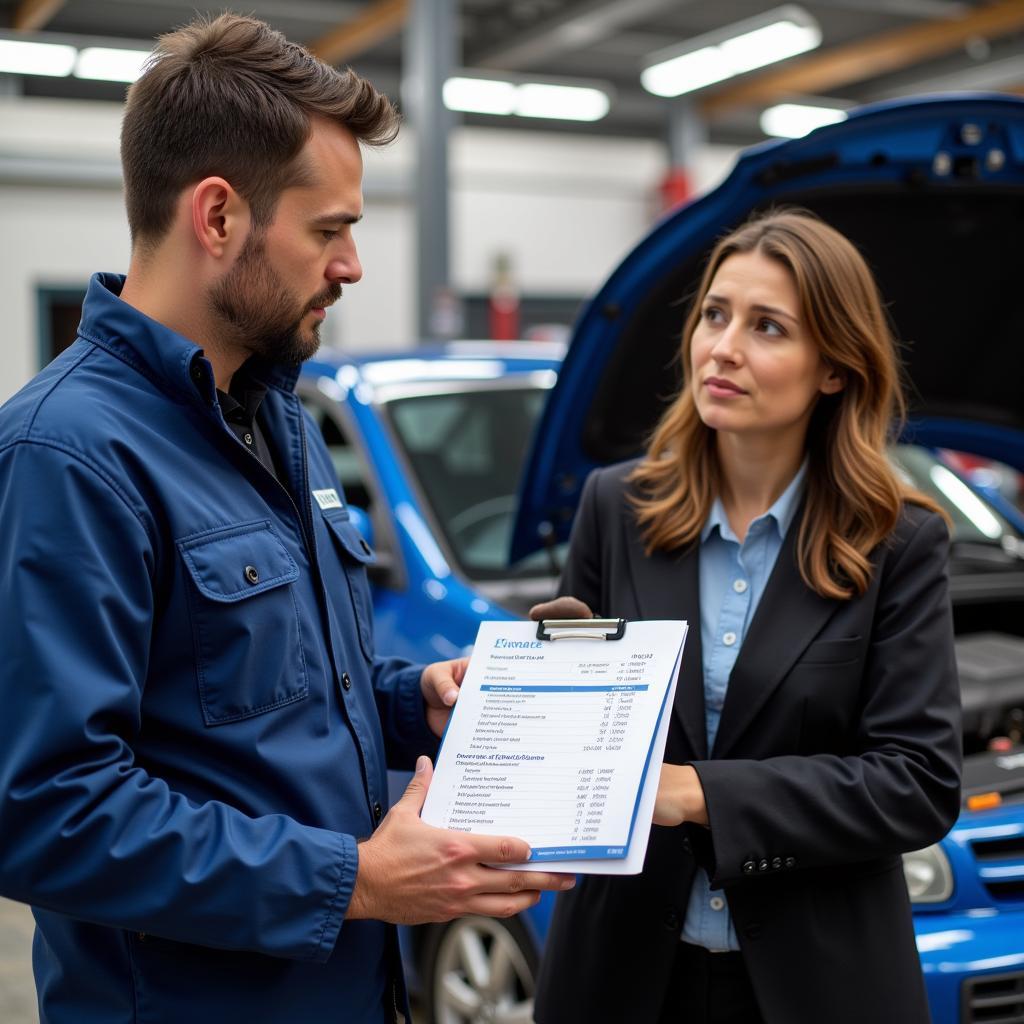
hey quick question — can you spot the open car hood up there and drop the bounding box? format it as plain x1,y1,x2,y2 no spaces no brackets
511,93,1024,562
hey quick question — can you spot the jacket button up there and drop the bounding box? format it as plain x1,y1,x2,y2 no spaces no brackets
742,860,756,875
771,857,782,870
341,672,352,691
244,565,259,585
784,856,796,869
373,802,383,823
663,908,680,930
744,923,762,940
681,836,692,853
758,860,769,872
359,538,371,556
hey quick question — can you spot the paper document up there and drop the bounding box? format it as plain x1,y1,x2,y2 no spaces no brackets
421,619,688,874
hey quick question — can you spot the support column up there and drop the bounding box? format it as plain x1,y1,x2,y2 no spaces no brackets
660,99,707,214
402,0,456,341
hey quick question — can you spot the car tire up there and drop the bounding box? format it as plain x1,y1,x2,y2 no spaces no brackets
421,914,539,1024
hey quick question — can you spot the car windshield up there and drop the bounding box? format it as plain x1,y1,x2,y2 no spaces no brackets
384,380,562,580
384,378,1021,581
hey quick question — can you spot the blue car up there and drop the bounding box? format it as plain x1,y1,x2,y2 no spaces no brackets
300,94,1024,1024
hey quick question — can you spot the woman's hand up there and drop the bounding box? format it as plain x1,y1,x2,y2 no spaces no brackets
654,764,709,827
528,596,595,621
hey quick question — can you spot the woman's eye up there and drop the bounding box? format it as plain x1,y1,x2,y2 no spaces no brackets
758,317,783,336
702,306,724,323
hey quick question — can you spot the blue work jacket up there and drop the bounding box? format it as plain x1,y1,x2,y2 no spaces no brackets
0,273,437,1023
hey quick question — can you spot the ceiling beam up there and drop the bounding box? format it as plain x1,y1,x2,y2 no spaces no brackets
701,0,1024,115
308,0,408,66
472,0,696,71
12,0,65,32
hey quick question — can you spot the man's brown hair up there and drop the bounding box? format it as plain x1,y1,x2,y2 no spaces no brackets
121,13,399,250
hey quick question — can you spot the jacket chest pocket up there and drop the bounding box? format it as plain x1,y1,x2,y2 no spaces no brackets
178,521,309,725
320,511,375,662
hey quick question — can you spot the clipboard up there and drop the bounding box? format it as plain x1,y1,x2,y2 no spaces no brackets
535,617,627,642
421,618,687,873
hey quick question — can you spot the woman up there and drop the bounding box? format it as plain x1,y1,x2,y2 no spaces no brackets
530,210,961,1024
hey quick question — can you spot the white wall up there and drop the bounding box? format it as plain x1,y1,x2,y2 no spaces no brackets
0,96,739,402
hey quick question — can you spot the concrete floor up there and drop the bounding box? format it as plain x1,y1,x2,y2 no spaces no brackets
0,898,37,1024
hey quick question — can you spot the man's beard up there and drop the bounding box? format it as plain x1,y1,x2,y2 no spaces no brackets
207,232,342,367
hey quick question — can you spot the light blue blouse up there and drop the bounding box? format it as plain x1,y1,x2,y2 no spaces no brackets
680,462,807,951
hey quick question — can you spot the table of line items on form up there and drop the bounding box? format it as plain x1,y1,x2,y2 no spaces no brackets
421,620,687,873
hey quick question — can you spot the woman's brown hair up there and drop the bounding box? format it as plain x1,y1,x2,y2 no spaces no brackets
121,13,399,251
629,208,940,600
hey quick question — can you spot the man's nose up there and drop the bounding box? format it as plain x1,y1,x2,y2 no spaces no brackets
327,248,362,285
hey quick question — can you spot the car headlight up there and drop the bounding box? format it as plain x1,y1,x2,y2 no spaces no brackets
902,844,954,903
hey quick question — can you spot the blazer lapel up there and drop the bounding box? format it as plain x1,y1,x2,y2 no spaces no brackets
624,526,707,760
710,516,838,758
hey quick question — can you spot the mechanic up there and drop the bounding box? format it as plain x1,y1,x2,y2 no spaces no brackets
0,14,571,1024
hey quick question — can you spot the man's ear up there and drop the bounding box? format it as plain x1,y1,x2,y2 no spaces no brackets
190,177,250,259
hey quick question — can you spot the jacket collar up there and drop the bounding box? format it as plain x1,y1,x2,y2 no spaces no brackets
77,273,302,405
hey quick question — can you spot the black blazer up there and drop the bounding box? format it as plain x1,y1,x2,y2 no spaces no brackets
533,460,962,1024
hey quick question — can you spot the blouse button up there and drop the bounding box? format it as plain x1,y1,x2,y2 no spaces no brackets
733,579,748,593
722,631,737,647
709,896,725,911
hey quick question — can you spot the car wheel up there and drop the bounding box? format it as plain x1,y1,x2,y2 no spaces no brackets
422,914,538,1024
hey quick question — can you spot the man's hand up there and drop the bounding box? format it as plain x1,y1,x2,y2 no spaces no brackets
348,757,576,924
421,657,468,738
528,596,595,621
653,763,709,827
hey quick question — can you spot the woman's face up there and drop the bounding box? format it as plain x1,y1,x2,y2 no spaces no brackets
689,249,842,448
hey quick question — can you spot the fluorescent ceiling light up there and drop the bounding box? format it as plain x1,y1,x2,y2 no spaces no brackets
443,77,517,116
641,5,821,98
444,75,610,122
760,102,847,138
514,83,609,122
75,47,151,83
0,38,76,77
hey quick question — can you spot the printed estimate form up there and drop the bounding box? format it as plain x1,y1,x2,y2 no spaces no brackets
421,620,688,874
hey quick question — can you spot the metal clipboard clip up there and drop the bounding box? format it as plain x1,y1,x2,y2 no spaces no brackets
536,618,627,642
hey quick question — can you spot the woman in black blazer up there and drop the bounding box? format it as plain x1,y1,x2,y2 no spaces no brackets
530,210,961,1024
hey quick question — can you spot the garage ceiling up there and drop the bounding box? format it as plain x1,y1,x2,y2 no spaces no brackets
2,0,1024,145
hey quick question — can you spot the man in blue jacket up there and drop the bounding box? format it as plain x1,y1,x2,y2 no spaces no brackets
0,14,571,1024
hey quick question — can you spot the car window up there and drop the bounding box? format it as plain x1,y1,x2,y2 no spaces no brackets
385,385,561,579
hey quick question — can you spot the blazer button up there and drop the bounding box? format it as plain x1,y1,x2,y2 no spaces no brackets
359,538,372,556
758,860,769,872
341,672,352,691
784,856,796,869
681,836,692,853
744,923,762,940
663,908,680,930
373,802,383,823
771,857,782,871
244,564,259,585
742,860,756,875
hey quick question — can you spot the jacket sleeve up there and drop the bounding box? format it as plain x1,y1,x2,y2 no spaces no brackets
0,441,356,962
690,510,962,887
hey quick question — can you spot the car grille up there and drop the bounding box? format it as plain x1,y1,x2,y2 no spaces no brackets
969,834,1024,906
961,971,1024,1023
